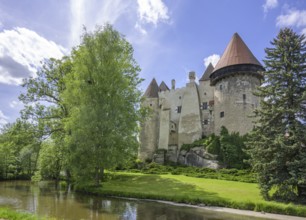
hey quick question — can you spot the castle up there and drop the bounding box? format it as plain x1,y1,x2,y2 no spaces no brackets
139,33,265,162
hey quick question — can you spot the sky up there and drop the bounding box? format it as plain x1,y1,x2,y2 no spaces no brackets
0,0,306,127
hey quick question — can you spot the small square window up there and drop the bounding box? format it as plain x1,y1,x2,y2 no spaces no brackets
203,119,208,125
202,102,208,110
220,111,224,118
177,106,182,113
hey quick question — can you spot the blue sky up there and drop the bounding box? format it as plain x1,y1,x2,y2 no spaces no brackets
0,0,306,126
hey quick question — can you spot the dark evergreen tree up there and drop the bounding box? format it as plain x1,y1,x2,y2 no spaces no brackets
247,28,306,202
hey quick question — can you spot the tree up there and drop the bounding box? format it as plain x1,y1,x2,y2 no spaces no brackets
33,139,65,183
247,28,306,202
19,57,72,136
19,57,72,181
219,127,248,169
0,120,43,179
63,25,143,186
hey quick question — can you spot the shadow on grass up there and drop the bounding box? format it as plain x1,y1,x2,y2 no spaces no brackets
77,173,306,217
90,173,227,206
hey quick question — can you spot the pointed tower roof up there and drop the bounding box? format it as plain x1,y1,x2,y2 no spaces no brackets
199,63,214,81
210,33,264,85
144,78,159,98
213,33,262,73
159,81,170,92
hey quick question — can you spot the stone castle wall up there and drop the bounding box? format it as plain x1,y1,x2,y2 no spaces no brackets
139,97,159,161
214,73,261,135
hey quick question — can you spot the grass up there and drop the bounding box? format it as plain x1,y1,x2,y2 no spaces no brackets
118,162,257,183
0,207,39,220
78,172,306,217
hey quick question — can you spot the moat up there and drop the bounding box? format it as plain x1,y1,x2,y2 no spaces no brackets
0,181,270,220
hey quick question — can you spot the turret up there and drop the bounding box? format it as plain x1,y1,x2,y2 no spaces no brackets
139,78,160,161
212,33,264,135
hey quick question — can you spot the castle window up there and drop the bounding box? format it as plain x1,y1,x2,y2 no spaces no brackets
150,103,152,107
179,96,181,99
203,119,208,125
220,111,224,118
204,92,207,95
220,84,223,91
176,106,182,113
202,102,208,110
243,94,246,101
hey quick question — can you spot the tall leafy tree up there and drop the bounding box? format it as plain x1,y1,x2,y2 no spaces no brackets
19,57,72,136
63,25,143,185
247,28,306,202
19,57,72,180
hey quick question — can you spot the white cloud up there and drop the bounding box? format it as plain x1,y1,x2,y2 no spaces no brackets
204,54,220,67
9,100,22,108
69,0,133,46
0,27,66,85
0,110,8,127
263,0,278,14
137,0,169,25
276,9,306,28
135,22,147,35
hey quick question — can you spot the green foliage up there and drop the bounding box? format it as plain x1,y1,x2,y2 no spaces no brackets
219,127,249,169
63,24,143,185
33,139,66,182
0,207,42,220
205,134,221,155
247,28,306,202
18,57,72,182
118,163,257,183
180,127,249,169
180,138,206,151
0,120,43,179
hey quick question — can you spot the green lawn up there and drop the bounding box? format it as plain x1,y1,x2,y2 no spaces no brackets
80,172,306,217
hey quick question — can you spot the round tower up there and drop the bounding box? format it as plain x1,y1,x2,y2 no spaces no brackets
210,33,264,135
139,78,160,161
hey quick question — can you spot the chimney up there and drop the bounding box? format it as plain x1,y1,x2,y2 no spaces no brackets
171,79,175,90
189,71,196,82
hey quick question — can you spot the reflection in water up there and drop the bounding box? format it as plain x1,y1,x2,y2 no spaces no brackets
0,181,268,220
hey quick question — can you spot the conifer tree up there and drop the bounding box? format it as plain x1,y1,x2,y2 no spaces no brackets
247,28,306,202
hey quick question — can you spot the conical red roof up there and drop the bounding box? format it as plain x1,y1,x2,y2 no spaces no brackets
144,78,159,98
199,63,214,81
213,33,262,73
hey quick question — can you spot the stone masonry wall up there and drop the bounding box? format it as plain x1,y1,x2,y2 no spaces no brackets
214,73,261,135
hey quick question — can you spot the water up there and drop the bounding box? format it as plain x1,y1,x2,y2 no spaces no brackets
0,181,269,220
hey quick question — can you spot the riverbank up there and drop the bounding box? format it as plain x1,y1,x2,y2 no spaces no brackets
77,172,306,218
0,207,41,220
